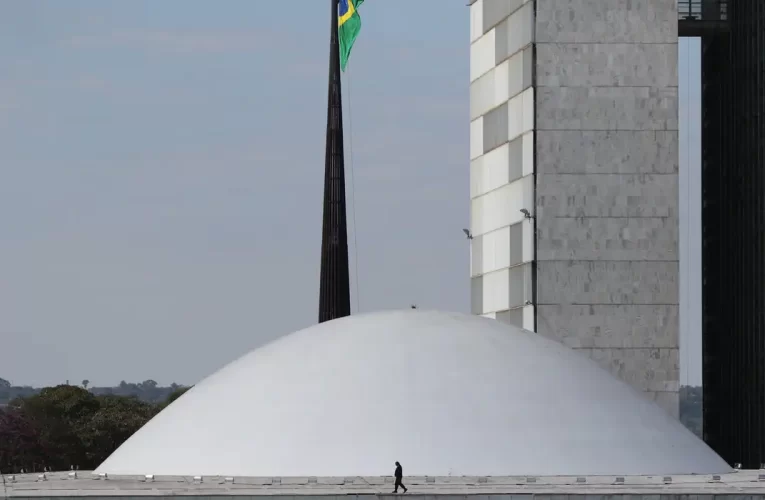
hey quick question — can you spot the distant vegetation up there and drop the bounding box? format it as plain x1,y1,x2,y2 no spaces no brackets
0,378,703,473
0,378,187,406
0,379,191,473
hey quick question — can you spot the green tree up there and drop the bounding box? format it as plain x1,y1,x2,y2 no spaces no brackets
81,395,157,466
82,380,90,389
141,379,157,389
0,377,11,405
12,385,100,470
1,380,195,471
0,407,46,473
160,386,191,409
6,385,161,471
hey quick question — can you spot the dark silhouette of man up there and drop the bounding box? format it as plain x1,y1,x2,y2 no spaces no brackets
393,461,407,493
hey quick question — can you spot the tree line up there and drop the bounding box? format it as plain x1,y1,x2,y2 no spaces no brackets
0,380,189,474
0,378,186,406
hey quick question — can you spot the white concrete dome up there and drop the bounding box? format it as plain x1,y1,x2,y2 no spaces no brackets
96,310,729,477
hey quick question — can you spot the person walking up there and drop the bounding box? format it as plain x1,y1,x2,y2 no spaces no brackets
393,461,407,494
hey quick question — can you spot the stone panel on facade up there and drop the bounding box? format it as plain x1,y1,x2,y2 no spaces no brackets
471,29,496,82
508,263,533,308
536,87,678,131
536,43,678,87
483,102,509,153
482,0,526,33
472,225,515,277
493,2,534,63
470,68,498,120
536,174,678,218
536,304,678,349
535,0,678,44
536,131,679,174
506,46,534,98
470,47,534,121
509,222,523,266
536,261,679,305
506,136,524,182
471,176,534,236
536,217,678,261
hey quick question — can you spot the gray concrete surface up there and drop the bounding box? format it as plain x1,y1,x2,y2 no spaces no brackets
4,470,765,498
532,0,680,416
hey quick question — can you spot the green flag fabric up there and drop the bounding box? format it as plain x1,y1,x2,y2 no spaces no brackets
338,0,364,71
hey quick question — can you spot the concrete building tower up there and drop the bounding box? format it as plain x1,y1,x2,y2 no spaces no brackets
469,0,680,416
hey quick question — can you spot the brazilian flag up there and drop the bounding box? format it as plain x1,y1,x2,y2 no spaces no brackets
338,0,364,71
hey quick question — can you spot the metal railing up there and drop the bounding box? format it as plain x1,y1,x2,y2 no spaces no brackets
678,0,728,21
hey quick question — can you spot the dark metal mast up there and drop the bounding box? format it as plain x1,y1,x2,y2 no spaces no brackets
318,0,351,323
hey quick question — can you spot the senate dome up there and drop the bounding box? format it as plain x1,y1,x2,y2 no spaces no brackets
96,310,729,477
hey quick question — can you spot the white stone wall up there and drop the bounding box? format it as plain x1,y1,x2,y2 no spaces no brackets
469,0,680,416
469,0,536,331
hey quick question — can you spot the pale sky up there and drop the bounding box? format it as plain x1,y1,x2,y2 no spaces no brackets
0,2,701,387
678,37,702,386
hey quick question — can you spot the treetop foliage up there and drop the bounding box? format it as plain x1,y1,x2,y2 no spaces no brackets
0,381,191,473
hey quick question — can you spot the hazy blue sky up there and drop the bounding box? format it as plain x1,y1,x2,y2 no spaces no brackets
678,37,702,386
0,1,468,387
0,2,701,387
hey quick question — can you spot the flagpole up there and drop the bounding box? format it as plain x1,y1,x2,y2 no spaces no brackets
318,0,351,323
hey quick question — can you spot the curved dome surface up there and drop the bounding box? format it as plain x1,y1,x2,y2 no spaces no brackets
97,310,729,477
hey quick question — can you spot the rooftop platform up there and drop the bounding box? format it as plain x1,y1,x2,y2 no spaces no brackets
4,470,765,499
